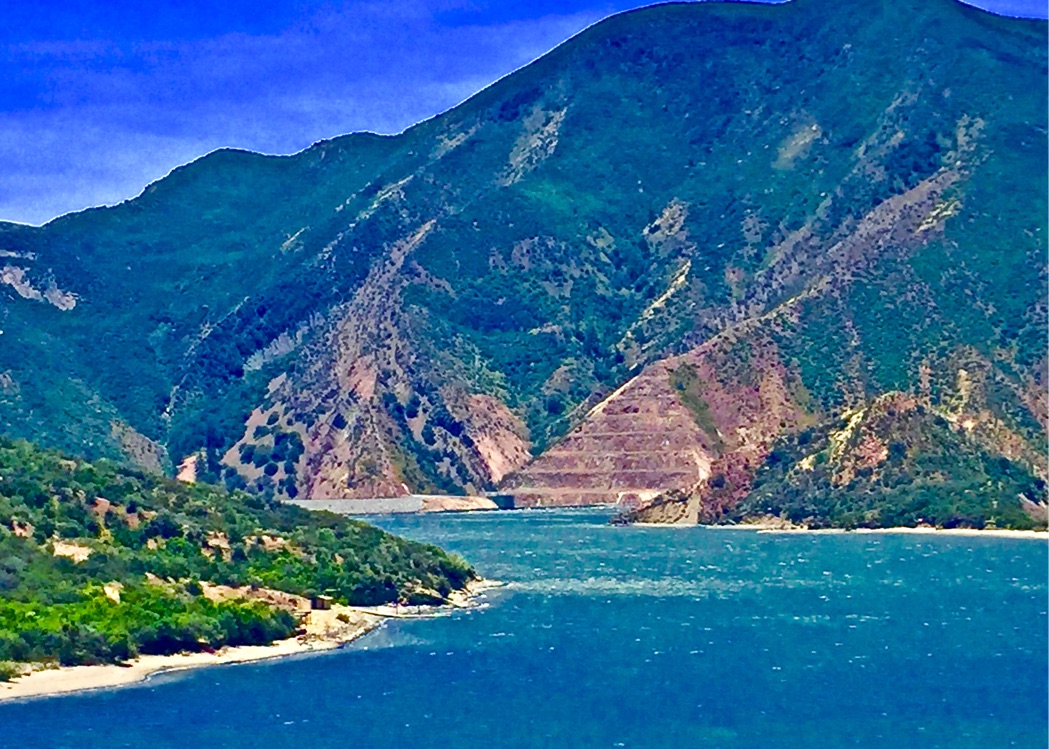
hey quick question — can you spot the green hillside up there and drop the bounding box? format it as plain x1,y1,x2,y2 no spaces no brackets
732,393,1047,529
0,438,473,671
0,0,1044,512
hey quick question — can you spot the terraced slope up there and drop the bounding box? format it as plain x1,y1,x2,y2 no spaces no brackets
502,365,715,508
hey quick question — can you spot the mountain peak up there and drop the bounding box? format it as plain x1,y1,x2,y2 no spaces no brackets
0,0,1044,527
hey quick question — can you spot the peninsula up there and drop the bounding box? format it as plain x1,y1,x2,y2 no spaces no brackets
0,438,477,693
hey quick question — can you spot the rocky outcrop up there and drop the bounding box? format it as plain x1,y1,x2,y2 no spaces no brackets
611,489,693,525
729,386,1049,530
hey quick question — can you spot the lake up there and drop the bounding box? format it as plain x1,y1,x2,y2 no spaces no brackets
1,509,1045,748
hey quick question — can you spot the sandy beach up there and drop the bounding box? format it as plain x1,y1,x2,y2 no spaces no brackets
0,579,498,703
634,522,1048,539
844,527,1048,540
716,524,1048,540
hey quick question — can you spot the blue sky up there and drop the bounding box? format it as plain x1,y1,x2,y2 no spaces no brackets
2,0,1045,225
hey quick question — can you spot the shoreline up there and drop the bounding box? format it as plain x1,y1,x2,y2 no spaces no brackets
716,524,1048,539
631,521,1047,539
0,578,498,703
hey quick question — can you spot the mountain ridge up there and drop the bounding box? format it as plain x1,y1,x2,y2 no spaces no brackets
0,0,1045,527
4,0,1037,233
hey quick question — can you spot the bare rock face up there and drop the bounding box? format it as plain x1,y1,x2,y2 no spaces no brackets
222,222,533,501
611,490,694,525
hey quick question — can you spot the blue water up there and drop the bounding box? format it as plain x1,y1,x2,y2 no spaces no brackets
1,509,1046,748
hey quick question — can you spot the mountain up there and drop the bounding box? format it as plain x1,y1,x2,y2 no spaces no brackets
0,0,1045,526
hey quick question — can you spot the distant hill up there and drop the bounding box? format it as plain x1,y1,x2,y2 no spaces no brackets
0,0,1044,526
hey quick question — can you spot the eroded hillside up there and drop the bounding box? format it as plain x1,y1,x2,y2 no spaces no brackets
0,0,1044,522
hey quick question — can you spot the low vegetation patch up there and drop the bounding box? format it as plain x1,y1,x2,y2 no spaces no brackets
669,363,723,450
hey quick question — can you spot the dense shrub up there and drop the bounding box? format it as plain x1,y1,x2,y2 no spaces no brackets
0,438,476,667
